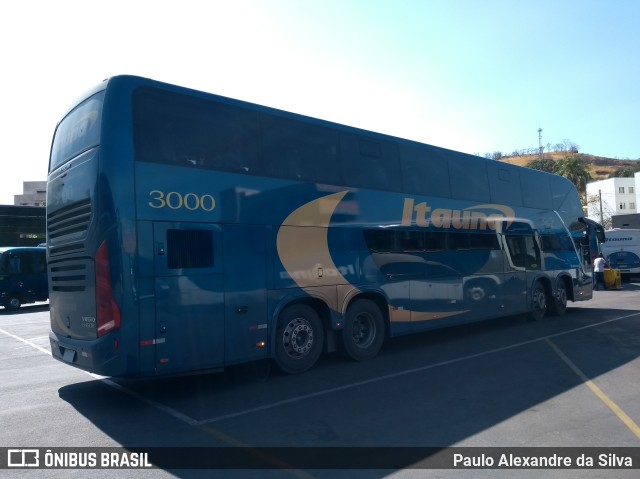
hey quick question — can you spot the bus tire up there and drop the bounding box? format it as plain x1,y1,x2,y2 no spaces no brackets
5,295,22,311
274,304,324,374
548,281,568,316
528,281,547,321
342,299,385,361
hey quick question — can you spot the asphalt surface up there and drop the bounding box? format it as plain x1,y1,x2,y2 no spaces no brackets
1,282,640,479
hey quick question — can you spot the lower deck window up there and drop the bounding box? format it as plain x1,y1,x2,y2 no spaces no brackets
167,229,213,269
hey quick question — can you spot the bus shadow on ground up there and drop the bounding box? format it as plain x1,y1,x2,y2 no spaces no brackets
58,306,640,477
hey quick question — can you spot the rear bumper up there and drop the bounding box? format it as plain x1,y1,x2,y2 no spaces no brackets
49,330,125,376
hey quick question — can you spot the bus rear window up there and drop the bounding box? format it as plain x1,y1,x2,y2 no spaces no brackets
50,91,104,171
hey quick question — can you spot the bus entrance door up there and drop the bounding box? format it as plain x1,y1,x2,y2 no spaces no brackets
153,222,225,374
503,229,541,315
222,224,268,364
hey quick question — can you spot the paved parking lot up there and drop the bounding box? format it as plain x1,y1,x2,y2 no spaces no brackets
1,283,640,478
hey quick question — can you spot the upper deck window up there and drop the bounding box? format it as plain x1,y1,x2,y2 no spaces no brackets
133,87,260,175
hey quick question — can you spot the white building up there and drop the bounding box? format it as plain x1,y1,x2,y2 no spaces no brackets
586,173,640,225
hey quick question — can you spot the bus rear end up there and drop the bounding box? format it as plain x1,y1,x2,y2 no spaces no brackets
47,83,131,376
601,229,640,277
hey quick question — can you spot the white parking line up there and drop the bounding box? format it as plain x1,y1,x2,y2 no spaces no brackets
2,311,640,428
99,377,201,426
0,327,200,427
0,328,51,355
198,311,640,425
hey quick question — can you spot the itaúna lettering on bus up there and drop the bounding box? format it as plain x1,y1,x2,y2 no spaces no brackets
401,198,515,231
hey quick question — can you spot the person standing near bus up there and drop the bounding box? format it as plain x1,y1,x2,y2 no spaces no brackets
593,253,607,290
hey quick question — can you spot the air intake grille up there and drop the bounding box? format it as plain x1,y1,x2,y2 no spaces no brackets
47,199,92,257
47,198,92,240
50,260,89,292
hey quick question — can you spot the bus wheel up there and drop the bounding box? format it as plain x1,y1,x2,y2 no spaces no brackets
528,281,547,321
6,295,22,311
548,282,568,316
342,299,385,361
274,304,324,374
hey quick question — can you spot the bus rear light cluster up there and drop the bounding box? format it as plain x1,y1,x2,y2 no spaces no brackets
95,241,121,337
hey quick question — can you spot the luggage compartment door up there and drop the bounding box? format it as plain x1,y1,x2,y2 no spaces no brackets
153,222,224,374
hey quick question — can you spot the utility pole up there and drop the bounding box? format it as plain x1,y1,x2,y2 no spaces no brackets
599,189,603,223
538,128,543,160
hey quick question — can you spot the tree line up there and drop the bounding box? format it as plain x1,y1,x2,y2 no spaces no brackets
525,153,640,228
526,154,590,198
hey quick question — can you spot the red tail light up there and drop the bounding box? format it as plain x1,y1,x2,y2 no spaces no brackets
96,241,121,337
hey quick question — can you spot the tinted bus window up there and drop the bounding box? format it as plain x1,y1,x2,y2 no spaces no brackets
541,233,575,252
167,229,214,269
448,152,490,202
261,114,341,184
468,233,500,250
397,231,424,252
447,233,499,250
340,133,401,191
363,230,395,253
50,92,104,170
505,234,541,269
399,143,452,197
133,87,261,175
424,232,446,251
448,233,469,250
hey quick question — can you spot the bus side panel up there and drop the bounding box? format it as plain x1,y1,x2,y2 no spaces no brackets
136,220,157,375
222,224,269,365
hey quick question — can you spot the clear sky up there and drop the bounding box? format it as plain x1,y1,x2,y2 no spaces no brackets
1,0,638,205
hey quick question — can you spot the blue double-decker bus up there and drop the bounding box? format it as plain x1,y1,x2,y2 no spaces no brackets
47,75,596,377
